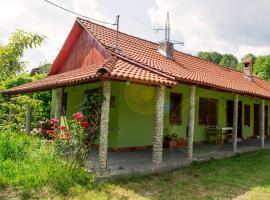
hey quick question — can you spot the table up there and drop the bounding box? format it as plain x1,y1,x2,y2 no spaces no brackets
221,127,233,144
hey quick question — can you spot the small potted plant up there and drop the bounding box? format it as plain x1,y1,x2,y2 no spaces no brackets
163,132,178,149
177,138,187,147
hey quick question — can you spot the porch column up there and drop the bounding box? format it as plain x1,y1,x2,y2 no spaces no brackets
152,86,165,165
187,85,196,159
55,88,63,122
98,80,111,171
232,94,239,152
25,104,32,133
260,99,265,148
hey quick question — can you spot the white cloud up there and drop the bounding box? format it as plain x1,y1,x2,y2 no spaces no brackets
0,0,110,71
148,0,270,59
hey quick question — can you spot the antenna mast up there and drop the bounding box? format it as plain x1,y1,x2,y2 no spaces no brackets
115,15,120,52
153,12,184,45
165,12,170,42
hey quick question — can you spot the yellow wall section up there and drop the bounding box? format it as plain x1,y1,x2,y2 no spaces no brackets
51,81,270,148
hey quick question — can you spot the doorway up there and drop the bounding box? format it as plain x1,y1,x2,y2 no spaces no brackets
265,105,268,136
253,104,268,136
254,104,260,136
227,101,242,138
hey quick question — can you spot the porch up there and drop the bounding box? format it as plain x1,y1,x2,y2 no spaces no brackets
88,138,270,177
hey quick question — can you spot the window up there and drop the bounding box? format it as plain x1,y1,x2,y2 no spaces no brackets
244,104,250,126
61,92,67,116
169,93,182,124
199,97,217,126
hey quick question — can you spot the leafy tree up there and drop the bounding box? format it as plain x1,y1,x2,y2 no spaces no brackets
253,55,270,81
0,29,45,81
219,54,238,68
30,62,51,75
0,73,52,132
210,52,223,64
237,53,257,71
197,51,236,67
242,53,257,62
198,52,212,62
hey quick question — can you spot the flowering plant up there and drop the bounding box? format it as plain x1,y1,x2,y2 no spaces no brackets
47,113,90,168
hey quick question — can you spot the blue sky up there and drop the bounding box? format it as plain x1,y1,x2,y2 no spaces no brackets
1,0,270,70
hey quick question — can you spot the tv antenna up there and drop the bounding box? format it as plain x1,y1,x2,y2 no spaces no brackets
154,12,184,45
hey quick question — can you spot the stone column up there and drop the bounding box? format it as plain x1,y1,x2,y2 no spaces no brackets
187,85,196,159
152,86,165,165
25,104,32,133
232,94,239,152
99,80,111,171
55,88,63,122
260,99,265,148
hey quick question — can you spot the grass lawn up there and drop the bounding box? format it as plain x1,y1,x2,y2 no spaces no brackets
71,150,270,200
1,132,270,199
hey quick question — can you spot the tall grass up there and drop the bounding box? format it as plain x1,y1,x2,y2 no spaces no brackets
0,132,93,197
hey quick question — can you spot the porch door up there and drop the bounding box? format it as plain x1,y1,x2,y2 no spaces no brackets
254,104,260,136
265,105,268,135
227,101,242,138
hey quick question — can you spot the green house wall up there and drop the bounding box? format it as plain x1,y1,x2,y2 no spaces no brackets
51,81,270,148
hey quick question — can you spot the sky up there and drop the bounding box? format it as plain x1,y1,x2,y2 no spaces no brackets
1,0,270,71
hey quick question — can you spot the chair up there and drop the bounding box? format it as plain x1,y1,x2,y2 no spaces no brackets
206,125,219,144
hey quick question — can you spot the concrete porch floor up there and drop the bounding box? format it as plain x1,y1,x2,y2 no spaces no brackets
88,138,270,178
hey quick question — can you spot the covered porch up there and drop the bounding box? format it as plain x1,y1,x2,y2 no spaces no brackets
88,138,270,177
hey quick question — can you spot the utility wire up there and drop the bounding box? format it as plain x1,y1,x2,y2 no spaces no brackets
43,0,116,26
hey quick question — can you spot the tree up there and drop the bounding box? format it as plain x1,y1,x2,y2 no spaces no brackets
198,51,233,66
242,53,257,62
0,73,52,131
253,55,270,81
219,54,238,69
197,52,212,62
0,30,45,81
197,51,222,64
237,53,257,71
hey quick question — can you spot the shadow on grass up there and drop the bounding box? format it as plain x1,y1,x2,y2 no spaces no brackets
104,150,270,200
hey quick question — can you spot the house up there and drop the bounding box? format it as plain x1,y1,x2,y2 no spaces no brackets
2,17,270,171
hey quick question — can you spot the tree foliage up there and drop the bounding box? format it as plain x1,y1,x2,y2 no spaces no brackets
219,54,238,68
0,74,52,132
0,29,45,81
197,51,222,64
198,51,238,68
253,55,270,81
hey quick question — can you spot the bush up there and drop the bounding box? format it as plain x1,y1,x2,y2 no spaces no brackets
0,132,93,196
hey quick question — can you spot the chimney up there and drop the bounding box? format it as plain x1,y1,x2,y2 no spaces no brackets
158,41,174,60
242,57,253,81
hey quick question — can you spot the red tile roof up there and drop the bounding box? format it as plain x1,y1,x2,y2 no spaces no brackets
77,17,270,99
2,17,270,99
2,57,177,94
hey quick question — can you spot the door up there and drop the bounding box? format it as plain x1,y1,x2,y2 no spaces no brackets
265,105,268,135
227,101,242,138
254,104,260,136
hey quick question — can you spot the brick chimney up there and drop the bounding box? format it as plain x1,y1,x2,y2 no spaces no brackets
242,57,253,81
158,41,174,60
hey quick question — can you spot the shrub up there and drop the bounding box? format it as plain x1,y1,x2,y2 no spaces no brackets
48,113,91,168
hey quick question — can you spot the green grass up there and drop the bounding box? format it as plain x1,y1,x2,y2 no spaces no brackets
0,132,93,199
2,132,270,199
70,150,270,200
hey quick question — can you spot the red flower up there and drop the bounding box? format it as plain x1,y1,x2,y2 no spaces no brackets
73,113,84,121
64,132,72,137
51,136,56,141
50,118,59,124
47,130,53,134
60,126,67,130
81,121,89,128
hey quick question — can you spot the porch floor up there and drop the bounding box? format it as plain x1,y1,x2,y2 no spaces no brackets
87,138,270,178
